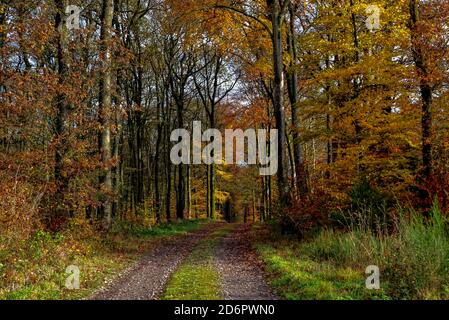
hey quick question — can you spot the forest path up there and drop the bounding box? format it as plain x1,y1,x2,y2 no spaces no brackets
90,221,276,300
90,222,224,300
214,223,278,300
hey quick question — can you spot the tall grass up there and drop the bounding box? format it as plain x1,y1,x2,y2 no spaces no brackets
301,202,449,299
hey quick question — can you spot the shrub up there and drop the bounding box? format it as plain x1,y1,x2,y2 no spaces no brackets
0,177,42,250
281,189,334,238
329,179,394,233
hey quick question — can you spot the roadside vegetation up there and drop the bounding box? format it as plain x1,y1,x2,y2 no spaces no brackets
255,202,449,300
0,219,208,300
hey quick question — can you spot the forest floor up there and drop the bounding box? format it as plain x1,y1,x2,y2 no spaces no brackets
90,222,277,300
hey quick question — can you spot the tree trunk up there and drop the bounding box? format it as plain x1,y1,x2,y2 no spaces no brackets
286,3,307,197
187,165,191,219
111,113,120,218
53,0,70,230
206,165,210,218
165,121,172,222
252,189,256,222
154,123,162,222
209,163,215,219
409,0,433,181
98,0,114,229
209,112,216,219
175,104,185,220
268,0,290,207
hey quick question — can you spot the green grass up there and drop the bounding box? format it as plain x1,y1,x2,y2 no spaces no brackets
0,218,209,300
162,225,234,300
117,219,209,238
256,238,389,300
254,203,449,300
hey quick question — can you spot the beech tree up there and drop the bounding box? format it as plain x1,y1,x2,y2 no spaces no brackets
98,0,114,228
1,0,447,235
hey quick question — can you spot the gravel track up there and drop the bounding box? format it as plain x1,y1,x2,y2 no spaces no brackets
214,223,278,300
90,222,276,300
90,223,223,300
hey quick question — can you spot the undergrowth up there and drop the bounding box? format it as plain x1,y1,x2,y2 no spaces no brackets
0,218,208,300
255,202,449,300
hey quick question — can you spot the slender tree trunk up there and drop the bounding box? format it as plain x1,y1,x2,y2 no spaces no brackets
112,114,120,218
53,0,70,230
187,165,191,219
261,177,265,220
209,163,215,219
175,104,185,220
209,112,216,219
154,123,162,222
135,60,144,207
349,0,364,174
252,189,256,222
206,165,210,218
286,131,295,189
98,0,114,229
286,3,307,197
165,121,172,222
267,126,273,218
112,65,122,219
268,0,290,207
268,174,272,219
409,0,433,181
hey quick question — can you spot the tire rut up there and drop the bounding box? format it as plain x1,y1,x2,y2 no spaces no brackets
214,223,278,300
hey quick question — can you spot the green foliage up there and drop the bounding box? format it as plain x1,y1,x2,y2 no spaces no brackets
4,282,62,300
350,179,386,212
30,230,64,259
112,219,208,238
304,204,449,299
255,202,449,299
256,243,389,300
383,203,449,299
331,179,392,231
